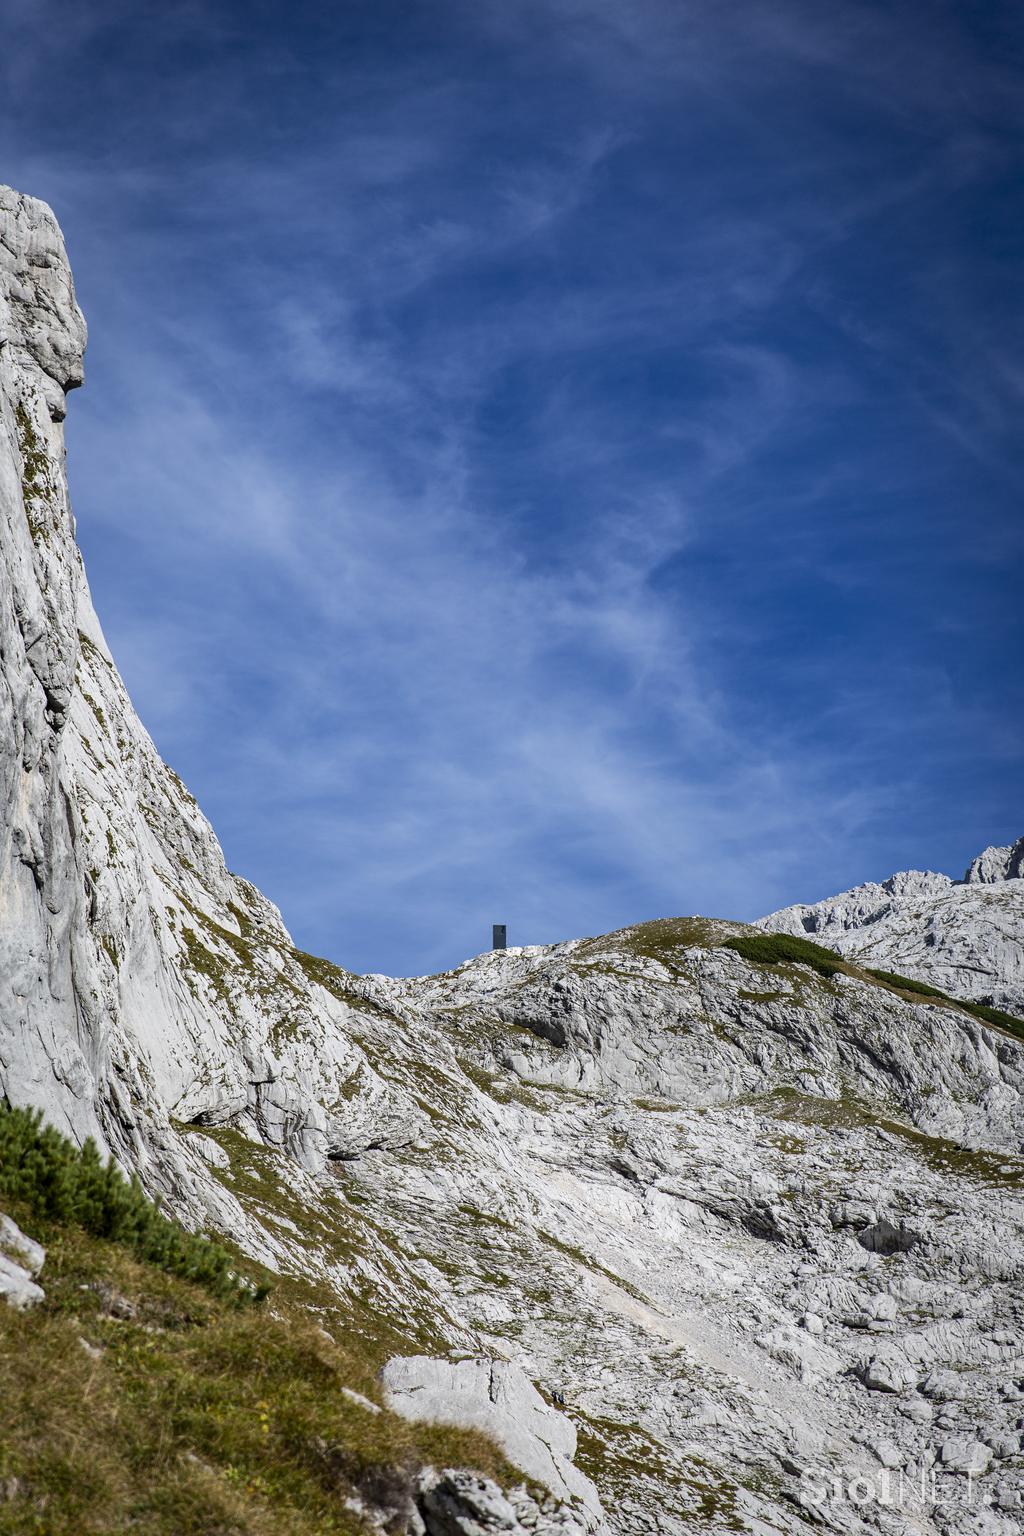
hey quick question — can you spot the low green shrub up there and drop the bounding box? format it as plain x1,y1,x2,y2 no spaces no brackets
722,931,845,978
967,1000,1024,1039
863,967,948,999
721,942,1024,1040
0,1104,265,1303
864,968,1024,1040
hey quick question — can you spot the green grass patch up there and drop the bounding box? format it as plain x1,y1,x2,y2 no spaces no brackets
79,687,108,734
180,925,232,1002
762,1087,1024,1186
572,1411,743,1529
165,764,199,807
863,968,949,1000
0,1223,518,1536
15,399,51,543
571,917,723,981
611,916,721,964
968,1000,1024,1039
77,630,113,670
99,933,120,969
718,936,1024,1041
185,1127,462,1359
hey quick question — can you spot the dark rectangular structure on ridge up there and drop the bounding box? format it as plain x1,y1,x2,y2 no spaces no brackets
492,924,507,950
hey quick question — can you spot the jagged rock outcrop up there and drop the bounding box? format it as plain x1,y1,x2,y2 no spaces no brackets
0,183,605,1530
3,186,1024,1534
966,841,1024,886
759,838,1024,1013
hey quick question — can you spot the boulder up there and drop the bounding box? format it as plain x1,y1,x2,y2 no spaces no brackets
381,1357,603,1519
938,1438,993,1476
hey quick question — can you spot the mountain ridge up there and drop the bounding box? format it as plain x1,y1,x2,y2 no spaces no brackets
759,837,1024,1015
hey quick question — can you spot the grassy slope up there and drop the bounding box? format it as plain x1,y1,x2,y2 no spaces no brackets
0,1107,520,1536
0,1215,518,1536
723,931,1024,1041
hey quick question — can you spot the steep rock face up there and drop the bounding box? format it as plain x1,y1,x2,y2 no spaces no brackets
758,839,1024,1013
0,185,607,1531
0,185,408,1196
4,187,1024,1534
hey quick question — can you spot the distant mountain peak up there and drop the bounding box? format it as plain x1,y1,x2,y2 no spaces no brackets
963,836,1024,885
760,835,1024,1012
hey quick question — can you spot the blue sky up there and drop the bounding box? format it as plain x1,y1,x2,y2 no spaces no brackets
3,0,1021,975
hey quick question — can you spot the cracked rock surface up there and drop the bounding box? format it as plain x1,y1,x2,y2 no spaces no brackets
2,185,1024,1534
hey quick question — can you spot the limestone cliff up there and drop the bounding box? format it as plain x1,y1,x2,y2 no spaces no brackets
1,183,405,1194
4,186,1024,1535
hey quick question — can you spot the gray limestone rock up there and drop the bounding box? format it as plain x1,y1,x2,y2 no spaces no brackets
966,841,1024,886
420,1471,522,1535
418,1470,596,1536
0,1212,45,1309
939,1438,993,1475
381,1357,603,1521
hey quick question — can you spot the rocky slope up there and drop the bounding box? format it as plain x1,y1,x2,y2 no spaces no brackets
759,841,1024,1015
3,185,1024,1535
